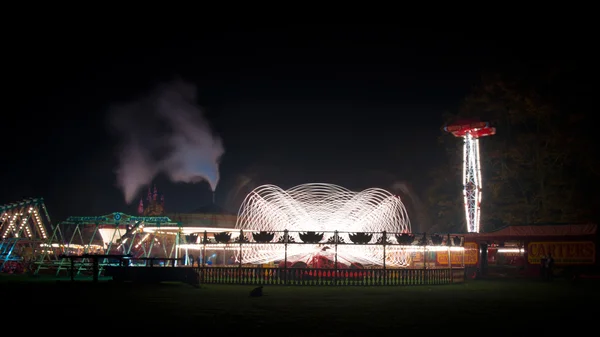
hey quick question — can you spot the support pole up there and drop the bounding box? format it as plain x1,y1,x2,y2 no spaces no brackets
382,231,387,285
202,231,207,267
448,234,453,284
284,229,288,285
423,233,428,285
462,236,466,280
239,230,243,283
201,230,207,284
92,257,99,282
239,230,244,268
334,230,338,286
175,231,180,267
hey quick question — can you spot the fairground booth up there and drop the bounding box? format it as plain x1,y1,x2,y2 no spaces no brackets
462,223,598,277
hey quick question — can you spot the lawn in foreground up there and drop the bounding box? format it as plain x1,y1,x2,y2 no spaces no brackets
3,276,598,335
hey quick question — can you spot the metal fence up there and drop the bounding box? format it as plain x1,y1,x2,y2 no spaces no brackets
198,266,465,286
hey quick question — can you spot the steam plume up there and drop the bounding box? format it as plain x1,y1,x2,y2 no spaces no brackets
109,79,224,204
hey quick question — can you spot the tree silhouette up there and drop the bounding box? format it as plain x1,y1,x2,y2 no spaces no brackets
428,71,597,231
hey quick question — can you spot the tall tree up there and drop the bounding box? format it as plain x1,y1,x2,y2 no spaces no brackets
428,72,597,231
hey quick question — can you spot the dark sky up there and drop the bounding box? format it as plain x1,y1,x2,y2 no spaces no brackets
3,26,590,221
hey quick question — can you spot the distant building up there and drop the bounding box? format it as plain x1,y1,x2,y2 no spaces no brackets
137,185,165,216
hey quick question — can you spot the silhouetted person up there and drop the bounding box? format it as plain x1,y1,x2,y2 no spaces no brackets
540,255,547,279
250,285,263,297
546,254,554,281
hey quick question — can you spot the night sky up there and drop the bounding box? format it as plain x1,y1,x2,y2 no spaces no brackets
4,27,591,222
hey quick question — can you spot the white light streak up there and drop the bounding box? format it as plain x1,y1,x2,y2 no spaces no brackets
235,183,412,267
496,248,524,254
463,133,482,233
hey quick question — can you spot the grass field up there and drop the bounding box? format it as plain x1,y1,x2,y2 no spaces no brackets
2,275,599,335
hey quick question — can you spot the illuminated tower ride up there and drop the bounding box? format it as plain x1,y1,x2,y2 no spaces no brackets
444,120,495,233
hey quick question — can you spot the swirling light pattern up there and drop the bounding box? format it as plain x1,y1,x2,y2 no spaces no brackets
235,183,412,267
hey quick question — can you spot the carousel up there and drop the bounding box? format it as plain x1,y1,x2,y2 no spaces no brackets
34,186,240,275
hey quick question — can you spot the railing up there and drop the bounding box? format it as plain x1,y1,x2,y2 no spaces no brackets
58,254,131,282
197,267,465,286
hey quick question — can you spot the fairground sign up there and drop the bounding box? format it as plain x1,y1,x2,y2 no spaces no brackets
437,242,478,266
527,241,596,265
66,216,108,223
65,213,172,224
129,216,171,223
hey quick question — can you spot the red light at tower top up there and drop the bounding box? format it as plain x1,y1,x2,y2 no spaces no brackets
444,119,496,138
443,118,496,234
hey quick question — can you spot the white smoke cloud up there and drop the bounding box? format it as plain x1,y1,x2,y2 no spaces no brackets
109,78,224,204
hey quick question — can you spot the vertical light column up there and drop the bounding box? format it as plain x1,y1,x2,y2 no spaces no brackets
462,133,482,233
473,137,482,233
462,135,469,232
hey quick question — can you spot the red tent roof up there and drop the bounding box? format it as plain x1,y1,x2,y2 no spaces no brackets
463,223,597,240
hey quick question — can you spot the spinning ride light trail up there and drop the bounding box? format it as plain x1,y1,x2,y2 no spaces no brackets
235,183,412,266
444,120,496,233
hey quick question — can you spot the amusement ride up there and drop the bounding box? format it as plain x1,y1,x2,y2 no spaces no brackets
444,119,496,233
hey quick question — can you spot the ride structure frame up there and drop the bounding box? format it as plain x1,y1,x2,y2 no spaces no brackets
444,120,496,233
35,212,183,276
0,198,53,273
